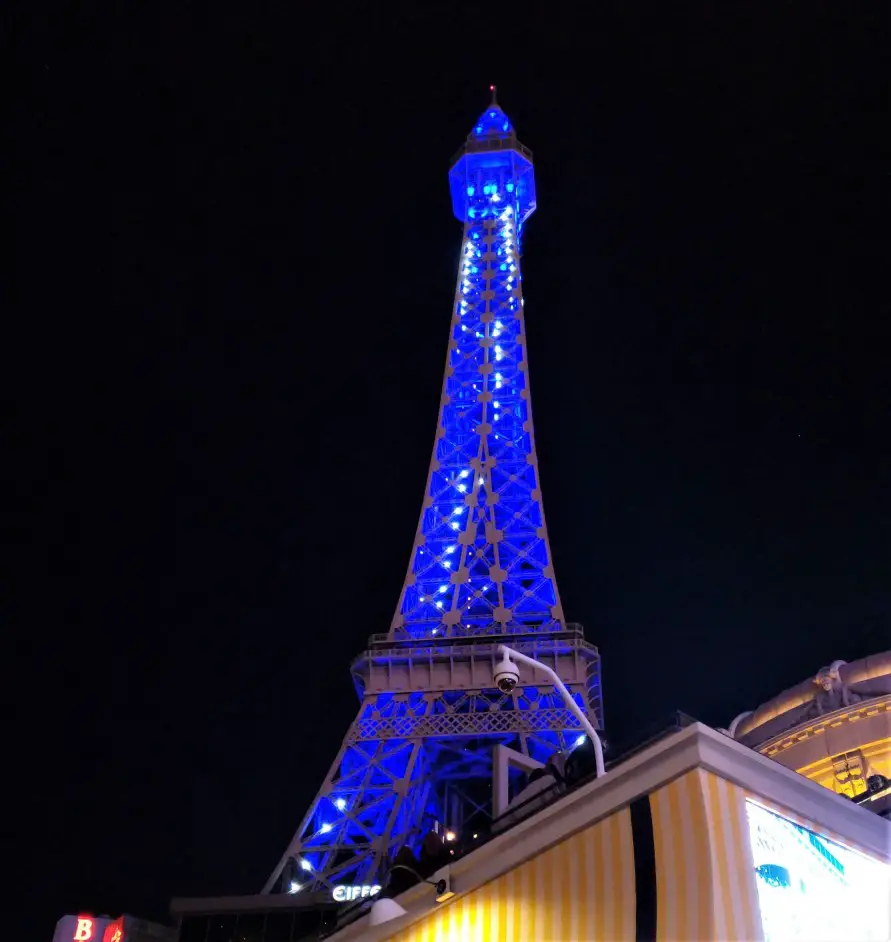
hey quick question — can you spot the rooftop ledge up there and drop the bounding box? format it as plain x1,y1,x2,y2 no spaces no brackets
172,723,891,937
328,722,891,942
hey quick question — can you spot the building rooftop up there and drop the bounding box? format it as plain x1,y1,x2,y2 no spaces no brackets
171,721,891,942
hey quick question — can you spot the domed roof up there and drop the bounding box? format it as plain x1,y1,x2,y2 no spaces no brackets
732,650,891,745
469,86,513,139
471,105,512,138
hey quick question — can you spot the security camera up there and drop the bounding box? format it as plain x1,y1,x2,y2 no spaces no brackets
494,650,520,693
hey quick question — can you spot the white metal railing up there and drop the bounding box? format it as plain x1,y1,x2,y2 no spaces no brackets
449,137,534,168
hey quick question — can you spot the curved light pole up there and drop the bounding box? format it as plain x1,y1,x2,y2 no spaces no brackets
497,644,606,778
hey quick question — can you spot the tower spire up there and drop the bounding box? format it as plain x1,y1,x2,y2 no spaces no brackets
489,83,498,106
393,98,546,640
263,98,602,900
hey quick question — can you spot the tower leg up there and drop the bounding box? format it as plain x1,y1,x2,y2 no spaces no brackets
264,654,599,894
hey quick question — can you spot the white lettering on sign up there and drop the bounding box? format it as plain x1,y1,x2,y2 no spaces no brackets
332,884,381,902
73,918,94,942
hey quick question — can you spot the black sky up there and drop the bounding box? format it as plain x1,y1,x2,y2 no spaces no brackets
17,3,889,938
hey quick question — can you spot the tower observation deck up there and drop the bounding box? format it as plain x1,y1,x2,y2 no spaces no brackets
264,91,603,897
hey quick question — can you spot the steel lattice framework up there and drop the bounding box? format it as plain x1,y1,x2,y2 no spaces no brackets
264,92,603,897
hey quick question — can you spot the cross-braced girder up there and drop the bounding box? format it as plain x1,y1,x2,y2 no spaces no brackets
390,125,559,644
263,98,604,899
264,678,596,893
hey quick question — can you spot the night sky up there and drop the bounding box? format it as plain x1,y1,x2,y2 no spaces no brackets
20,4,888,939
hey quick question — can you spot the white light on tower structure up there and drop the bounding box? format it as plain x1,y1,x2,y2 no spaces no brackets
259,94,604,902
334,798,347,811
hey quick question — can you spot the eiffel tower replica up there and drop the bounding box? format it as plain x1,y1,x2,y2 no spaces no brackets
264,90,603,896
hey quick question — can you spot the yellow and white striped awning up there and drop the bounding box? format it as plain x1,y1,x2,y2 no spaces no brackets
382,767,886,941
385,806,635,942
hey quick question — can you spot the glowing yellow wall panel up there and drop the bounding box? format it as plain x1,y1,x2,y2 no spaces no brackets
795,736,891,797
650,770,762,942
383,808,635,942
380,763,887,942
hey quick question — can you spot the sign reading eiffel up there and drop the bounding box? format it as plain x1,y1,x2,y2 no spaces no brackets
265,91,603,896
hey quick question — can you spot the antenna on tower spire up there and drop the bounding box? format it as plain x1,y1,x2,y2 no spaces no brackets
489,84,498,106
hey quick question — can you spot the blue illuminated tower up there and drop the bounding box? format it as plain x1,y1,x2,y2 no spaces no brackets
264,91,603,896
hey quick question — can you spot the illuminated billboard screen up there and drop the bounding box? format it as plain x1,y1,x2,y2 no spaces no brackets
745,799,891,941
